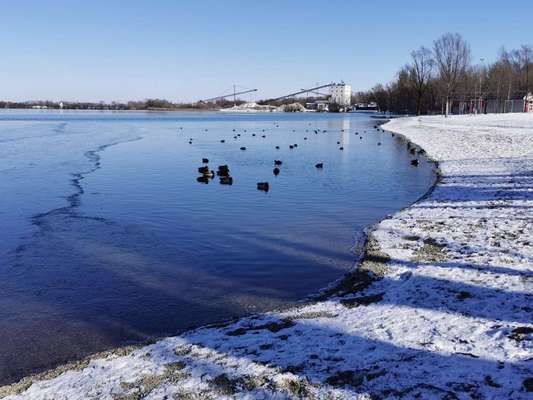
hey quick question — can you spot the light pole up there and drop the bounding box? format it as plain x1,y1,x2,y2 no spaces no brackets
479,58,485,114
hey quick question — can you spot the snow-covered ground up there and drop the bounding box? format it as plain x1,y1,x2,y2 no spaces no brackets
2,114,532,399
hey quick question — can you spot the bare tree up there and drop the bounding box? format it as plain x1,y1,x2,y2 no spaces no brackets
519,45,532,95
433,33,471,116
356,35,530,115
409,46,434,115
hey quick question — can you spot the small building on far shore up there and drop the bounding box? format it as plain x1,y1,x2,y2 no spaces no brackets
354,102,378,111
306,100,329,112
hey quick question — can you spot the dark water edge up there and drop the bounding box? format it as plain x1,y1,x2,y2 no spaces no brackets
0,111,436,385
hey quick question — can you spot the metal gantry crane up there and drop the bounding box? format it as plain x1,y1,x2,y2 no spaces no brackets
271,83,336,102
199,85,258,106
301,89,330,98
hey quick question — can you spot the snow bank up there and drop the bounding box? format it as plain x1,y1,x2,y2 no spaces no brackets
2,114,532,399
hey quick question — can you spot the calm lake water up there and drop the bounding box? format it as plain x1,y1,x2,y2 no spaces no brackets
0,110,435,384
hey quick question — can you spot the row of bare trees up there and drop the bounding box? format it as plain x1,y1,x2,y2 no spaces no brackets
0,99,221,111
353,33,532,115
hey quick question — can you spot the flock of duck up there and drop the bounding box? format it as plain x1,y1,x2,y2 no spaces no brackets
187,122,423,192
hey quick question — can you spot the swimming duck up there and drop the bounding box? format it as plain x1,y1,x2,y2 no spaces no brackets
220,176,233,185
257,182,269,192
217,165,230,176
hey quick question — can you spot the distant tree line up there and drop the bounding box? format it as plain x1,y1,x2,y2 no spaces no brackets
353,33,533,115
0,99,221,111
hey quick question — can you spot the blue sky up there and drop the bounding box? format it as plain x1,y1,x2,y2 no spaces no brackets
0,1,530,102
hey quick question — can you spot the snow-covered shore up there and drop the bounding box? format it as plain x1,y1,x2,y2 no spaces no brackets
2,114,532,399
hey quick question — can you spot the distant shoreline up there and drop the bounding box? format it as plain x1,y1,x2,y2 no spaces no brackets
0,107,220,113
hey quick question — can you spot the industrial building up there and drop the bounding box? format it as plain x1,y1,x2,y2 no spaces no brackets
329,83,352,106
